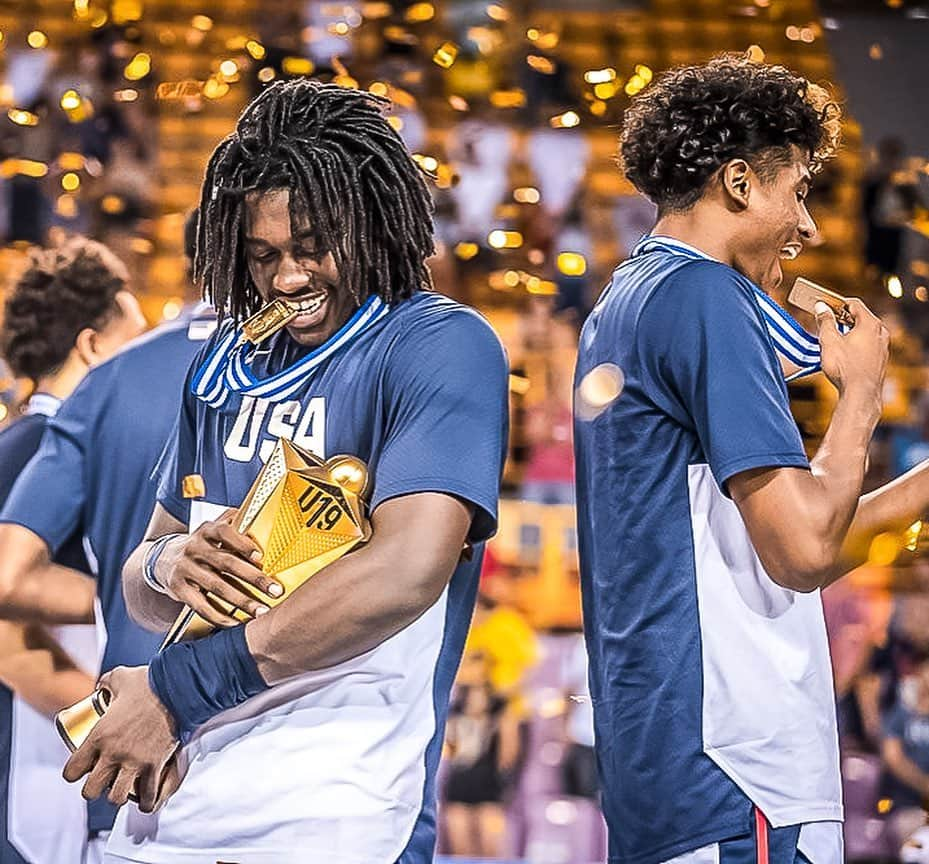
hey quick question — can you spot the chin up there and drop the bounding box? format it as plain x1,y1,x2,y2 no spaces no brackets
285,325,331,347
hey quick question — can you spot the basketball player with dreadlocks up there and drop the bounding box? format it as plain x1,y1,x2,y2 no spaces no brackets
62,79,509,864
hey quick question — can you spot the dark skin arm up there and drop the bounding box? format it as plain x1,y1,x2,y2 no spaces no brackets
0,524,96,624
68,491,474,810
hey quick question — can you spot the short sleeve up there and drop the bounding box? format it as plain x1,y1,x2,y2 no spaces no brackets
372,305,509,543
0,371,105,553
637,260,809,492
154,345,205,523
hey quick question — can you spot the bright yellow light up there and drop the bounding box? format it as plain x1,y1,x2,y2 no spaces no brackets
61,172,81,191
526,27,540,40
590,100,607,117
162,299,182,321
60,90,82,111
191,14,213,31
334,74,359,89
550,110,580,129
219,59,239,78
502,270,520,288
27,30,48,49
887,274,904,298
490,89,526,109
282,57,315,76
557,252,587,276
594,81,619,99
387,115,404,132
412,153,439,173
329,21,350,35
203,78,230,100
246,40,266,60
0,158,48,178
514,187,540,204
584,67,616,85
454,242,479,260
258,66,277,83
877,798,893,814
747,44,766,62
635,64,653,83
433,41,459,69
111,0,143,24
7,108,39,126
488,230,523,249
904,520,924,552
435,164,457,189
369,81,389,97
405,2,434,22
124,52,152,81
58,152,85,171
527,277,558,295
527,55,556,74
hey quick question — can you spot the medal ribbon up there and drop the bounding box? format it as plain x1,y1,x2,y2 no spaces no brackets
191,294,389,407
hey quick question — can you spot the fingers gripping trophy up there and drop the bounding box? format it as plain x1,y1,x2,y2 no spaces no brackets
55,301,372,797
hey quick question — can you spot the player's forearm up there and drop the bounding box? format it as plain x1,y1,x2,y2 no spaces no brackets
801,386,882,587
0,563,96,624
839,458,929,570
0,650,97,717
246,539,452,684
122,538,186,633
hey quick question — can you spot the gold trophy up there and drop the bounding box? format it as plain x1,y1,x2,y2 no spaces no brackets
56,437,372,756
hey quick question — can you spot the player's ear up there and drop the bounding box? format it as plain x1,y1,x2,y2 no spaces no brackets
73,326,101,368
720,159,752,211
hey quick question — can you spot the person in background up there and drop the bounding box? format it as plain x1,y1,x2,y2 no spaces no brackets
0,236,145,864
0,212,214,863
881,656,929,851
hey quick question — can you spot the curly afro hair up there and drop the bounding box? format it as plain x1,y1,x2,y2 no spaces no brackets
0,237,127,381
620,53,842,213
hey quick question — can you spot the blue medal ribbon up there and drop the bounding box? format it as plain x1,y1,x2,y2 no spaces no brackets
191,294,389,407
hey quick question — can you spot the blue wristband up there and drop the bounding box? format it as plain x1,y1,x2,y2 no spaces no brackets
148,624,269,743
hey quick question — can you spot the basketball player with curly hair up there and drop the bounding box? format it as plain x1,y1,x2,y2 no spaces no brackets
576,55,929,864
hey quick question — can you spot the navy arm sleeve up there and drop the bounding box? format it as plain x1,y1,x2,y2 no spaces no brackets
636,260,809,492
0,368,112,553
372,306,509,543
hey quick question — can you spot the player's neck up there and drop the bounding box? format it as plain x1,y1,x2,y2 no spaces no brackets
34,354,89,401
651,203,739,269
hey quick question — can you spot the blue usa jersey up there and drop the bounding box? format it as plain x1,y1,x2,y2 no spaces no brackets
574,237,842,864
107,291,509,864
0,401,90,863
0,307,216,835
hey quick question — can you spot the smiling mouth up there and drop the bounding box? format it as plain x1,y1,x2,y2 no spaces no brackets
280,293,326,317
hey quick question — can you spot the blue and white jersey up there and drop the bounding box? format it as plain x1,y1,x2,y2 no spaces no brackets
106,291,509,864
0,395,96,864
574,237,842,864
0,306,216,838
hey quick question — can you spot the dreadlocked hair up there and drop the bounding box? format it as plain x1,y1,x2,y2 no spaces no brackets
195,78,436,321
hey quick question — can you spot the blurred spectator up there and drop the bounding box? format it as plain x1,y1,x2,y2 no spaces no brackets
522,363,574,505
444,651,526,859
561,632,597,800
864,137,925,280
881,656,929,850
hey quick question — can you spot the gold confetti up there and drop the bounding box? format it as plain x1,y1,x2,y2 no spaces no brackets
514,187,540,204
58,152,85,171
258,67,276,83
114,88,139,102
7,108,39,126
0,158,48,178
191,14,213,31
490,88,526,109
60,90,82,111
869,42,883,60
433,41,459,69
454,242,479,260
405,2,434,22
747,44,766,62
448,95,469,111
487,4,509,21
219,59,239,79
584,67,616,84
155,80,204,100
101,194,126,214
27,30,48,49
488,230,523,249
557,252,587,276
362,2,392,19
550,110,580,129
203,78,230,100
246,40,266,60
124,52,152,81
61,172,81,192
527,55,556,74
282,57,315,75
